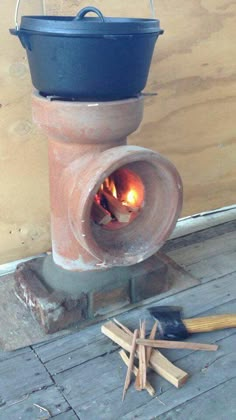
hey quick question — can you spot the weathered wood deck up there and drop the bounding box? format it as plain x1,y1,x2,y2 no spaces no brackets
0,221,236,420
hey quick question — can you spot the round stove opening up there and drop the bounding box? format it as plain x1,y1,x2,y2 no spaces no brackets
91,168,145,230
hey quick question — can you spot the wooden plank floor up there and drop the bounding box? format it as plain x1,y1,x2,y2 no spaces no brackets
0,221,236,420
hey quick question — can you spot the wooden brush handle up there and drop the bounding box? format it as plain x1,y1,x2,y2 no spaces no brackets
183,314,236,333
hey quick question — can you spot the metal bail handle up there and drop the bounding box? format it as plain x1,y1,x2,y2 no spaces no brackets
74,7,105,22
149,0,156,18
14,0,46,30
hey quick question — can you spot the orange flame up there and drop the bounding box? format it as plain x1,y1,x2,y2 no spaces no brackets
99,173,141,208
126,189,138,207
110,179,117,199
102,177,117,199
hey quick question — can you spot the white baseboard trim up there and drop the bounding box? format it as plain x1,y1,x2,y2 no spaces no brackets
170,205,236,239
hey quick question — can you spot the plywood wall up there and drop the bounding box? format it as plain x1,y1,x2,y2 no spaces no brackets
1,0,236,264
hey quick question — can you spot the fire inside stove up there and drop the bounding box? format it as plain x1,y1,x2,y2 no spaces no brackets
91,168,145,229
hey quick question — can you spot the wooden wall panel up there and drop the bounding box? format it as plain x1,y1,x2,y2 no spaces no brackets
0,0,236,263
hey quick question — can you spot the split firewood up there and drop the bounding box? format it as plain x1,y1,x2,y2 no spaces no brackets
119,350,155,397
140,321,146,389
113,318,133,336
124,204,140,213
102,191,131,223
146,321,158,364
122,329,139,401
134,367,141,390
134,320,158,392
136,338,219,352
101,321,188,388
113,319,145,392
113,318,147,391
91,201,112,225
135,321,158,391
135,320,146,390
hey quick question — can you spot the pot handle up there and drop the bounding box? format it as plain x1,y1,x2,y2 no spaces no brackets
9,28,32,50
74,7,105,22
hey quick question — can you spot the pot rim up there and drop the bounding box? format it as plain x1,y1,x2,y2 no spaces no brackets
17,15,163,36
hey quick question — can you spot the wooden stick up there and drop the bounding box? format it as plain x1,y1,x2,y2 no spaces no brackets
135,321,146,390
134,363,141,391
136,321,158,391
113,319,148,391
136,321,158,390
135,322,141,391
101,321,188,388
136,338,219,352
102,191,131,223
146,321,158,364
113,318,133,336
91,201,112,225
140,321,147,389
119,350,155,397
122,329,139,401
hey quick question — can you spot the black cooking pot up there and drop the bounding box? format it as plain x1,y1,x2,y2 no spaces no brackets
10,6,163,100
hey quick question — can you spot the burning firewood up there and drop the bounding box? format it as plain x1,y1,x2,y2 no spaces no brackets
125,204,140,213
102,190,131,223
93,170,142,225
91,201,112,225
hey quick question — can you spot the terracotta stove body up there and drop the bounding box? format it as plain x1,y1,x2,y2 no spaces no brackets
14,92,183,333
32,92,182,272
